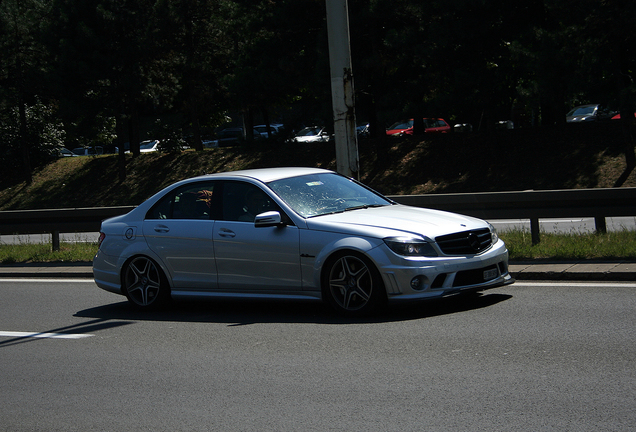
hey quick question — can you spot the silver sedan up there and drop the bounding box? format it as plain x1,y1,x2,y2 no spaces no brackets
93,167,514,315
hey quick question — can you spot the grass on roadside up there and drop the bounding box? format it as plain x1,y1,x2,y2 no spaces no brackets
0,239,98,264
1,229,635,264
500,229,636,261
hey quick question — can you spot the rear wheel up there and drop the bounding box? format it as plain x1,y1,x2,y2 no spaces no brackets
123,256,169,308
323,252,385,316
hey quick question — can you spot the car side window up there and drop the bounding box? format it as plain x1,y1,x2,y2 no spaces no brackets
146,181,217,220
221,181,279,222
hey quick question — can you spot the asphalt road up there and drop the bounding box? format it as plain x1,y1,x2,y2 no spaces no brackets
1,279,635,431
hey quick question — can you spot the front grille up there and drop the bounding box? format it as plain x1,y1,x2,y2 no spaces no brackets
453,265,499,287
435,228,492,255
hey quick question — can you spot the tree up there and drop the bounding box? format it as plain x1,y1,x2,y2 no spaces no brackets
46,0,165,179
0,0,52,184
151,0,231,151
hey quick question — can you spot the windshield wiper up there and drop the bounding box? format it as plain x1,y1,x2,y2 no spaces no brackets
344,204,386,212
310,204,387,218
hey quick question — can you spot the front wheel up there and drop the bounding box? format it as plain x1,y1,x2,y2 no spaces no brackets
323,252,386,316
123,256,169,308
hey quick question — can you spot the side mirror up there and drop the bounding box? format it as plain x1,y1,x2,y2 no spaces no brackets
255,211,283,227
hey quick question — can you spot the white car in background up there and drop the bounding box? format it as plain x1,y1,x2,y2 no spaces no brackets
291,126,331,143
93,167,513,316
139,140,161,152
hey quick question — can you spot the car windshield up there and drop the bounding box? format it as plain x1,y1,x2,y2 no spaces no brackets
268,173,392,217
568,106,596,116
296,127,321,137
388,120,413,130
140,140,157,149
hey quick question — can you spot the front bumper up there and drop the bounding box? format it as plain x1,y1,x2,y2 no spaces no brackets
371,240,514,302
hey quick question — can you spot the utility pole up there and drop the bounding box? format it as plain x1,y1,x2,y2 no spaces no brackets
325,0,359,179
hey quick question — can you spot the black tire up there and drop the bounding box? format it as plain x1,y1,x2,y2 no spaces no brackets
122,256,170,309
322,251,386,316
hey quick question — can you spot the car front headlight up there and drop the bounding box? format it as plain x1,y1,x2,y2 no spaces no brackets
488,223,499,244
384,237,438,257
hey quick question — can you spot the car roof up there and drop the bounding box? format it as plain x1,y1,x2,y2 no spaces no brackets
192,167,334,183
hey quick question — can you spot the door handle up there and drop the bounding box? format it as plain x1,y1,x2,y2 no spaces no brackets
154,225,170,233
218,228,236,238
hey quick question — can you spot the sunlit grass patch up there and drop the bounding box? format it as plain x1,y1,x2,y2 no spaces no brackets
500,229,636,261
0,240,98,264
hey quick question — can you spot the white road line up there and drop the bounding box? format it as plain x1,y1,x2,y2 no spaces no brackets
0,279,94,283
0,331,94,339
511,281,636,288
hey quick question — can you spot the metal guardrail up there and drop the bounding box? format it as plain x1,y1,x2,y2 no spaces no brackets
389,187,636,244
0,206,135,250
1,188,635,248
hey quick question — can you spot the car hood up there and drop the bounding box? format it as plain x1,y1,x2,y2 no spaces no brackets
305,204,488,240
294,136,324,142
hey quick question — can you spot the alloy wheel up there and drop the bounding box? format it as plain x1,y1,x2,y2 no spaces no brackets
327,254,375,312
124,257,165,307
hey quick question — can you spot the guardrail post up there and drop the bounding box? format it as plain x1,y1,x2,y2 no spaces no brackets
594,217,607,234
530,218,540,245
52,230,60,251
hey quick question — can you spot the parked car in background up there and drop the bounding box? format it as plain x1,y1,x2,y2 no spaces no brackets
254,124,284,139
202,139,218,148
566,104,615,122
291,126,331,143
72,146,103,156
139,140,161,153
611,112,636,120
208,127,261,147
495,120,514,130
93,167,513,316
357,123,370,138
453,123,473,133
53,147,77,157
386,118,451,136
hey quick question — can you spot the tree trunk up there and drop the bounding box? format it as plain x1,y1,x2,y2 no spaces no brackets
129,106,140,157
243,109,255,143
412,117,425,136
116,113,127,182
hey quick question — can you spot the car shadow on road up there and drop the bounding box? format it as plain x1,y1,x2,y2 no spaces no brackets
74,292,513,325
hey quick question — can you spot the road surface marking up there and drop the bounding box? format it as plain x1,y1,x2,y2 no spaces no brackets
0,279,93,283
0,331,93,339
512,281,636,288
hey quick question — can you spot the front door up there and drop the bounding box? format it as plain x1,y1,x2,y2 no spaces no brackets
213,181,302,292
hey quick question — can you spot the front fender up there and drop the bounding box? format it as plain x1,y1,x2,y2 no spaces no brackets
300,230,383,291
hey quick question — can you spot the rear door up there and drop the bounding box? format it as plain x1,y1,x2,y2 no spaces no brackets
142,181,219,290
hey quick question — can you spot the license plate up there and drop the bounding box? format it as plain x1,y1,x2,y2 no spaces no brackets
483,268,498,280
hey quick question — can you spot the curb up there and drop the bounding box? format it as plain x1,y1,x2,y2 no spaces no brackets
0,263,93,279
510,261,635,282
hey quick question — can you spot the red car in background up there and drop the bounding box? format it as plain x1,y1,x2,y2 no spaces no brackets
386,118,451,136
612,112,636,120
